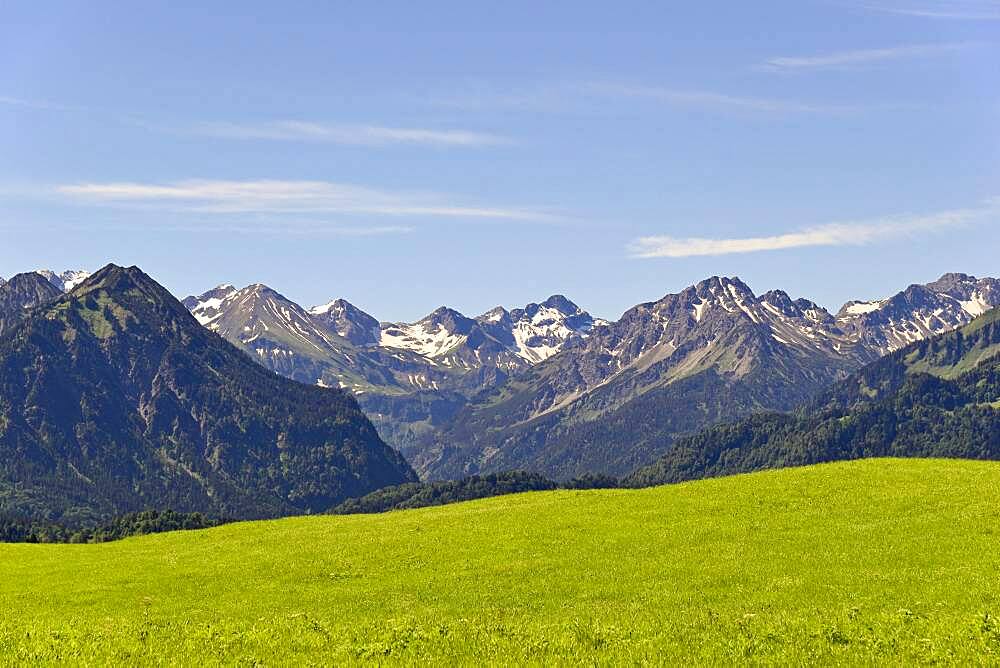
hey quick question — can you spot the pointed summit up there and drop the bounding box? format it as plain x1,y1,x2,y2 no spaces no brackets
540,294,580,315
926,272,976,294
77,264,156,293
310,298,381,346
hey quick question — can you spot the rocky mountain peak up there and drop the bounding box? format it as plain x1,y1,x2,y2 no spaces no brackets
309,298,381,347
182,284,239,326
760,289,798,316
0,272,65,336
759,290,835,324
694,275,753,297
539,294,580,315
419,307,477,335
76,264,160,298
477,306,511,325
925,272,977,294
36,268,92,292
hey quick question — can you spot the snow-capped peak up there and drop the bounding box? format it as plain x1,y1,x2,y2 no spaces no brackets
498,296,598,363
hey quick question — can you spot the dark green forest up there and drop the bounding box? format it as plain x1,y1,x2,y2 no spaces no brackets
0,509,221,543
0,265,415,526
330,470,619,514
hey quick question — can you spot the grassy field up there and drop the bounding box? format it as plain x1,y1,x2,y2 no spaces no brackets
4,458,1000,664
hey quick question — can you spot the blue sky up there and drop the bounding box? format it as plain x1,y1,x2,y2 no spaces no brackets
1,1,998,321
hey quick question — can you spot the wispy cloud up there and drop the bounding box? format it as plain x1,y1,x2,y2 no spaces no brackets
0,95,84,112
857,1,1000,19
436,81,896,115
628,201,997,258
586,83,861,114
189,120,507,147
123,220,415,237
56,179,564,222
760,42,978,71
2,94,507,148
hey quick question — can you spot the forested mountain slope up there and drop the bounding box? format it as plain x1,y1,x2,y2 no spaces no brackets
0,265,416,525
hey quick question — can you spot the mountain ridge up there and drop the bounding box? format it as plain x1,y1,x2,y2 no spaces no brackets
627,305,1000,487
416,272,1000,480
0,264,416,524
8,263,996,483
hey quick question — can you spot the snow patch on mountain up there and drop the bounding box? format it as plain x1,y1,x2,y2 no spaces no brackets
843,301,882,315
184,284,238,327
380,322,468,359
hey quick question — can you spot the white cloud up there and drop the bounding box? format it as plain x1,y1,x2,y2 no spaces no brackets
582,83,868,114
56,179,563,222
191,121,507,147
629,202,997,258
760,42,977,71
1,95,507,148
858,1,1000,19
123,221,415,237
427,81,877,115
0,95,83,112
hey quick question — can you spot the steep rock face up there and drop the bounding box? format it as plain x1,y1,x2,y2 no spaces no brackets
0,272,63,336
0,265,416,524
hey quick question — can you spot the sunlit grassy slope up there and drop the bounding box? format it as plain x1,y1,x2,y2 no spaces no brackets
4,458,1000,663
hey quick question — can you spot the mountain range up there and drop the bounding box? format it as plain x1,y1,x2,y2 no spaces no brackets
7,265,998,483
628,304,1000,486
182,284,602,450
0,265,415,525
177,270,997,480
416,273,999,479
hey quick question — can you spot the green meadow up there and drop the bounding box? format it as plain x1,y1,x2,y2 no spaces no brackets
3,458,1000,664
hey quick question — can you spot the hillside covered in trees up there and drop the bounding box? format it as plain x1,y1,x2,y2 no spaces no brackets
0,265,416,527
